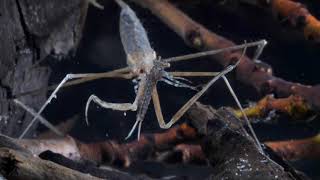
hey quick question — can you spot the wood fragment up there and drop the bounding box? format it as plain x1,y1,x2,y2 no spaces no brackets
39,150,151,180
239,0,320,42
0,134,153,179
0,148,102,180
265,134,320,160
156,144,207,164
269,0,320,42
234,95,313,120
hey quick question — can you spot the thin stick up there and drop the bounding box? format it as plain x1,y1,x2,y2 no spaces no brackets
87,0,104,9
13,99,64,137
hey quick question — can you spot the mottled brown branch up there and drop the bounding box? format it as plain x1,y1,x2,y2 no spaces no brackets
173,144,205,163
234,95,313,120
132,0,320,111
156,143,207,164
246,0,320,42
265,134,320,160
4,102,316,178
17,123,197,167
158,133,320,163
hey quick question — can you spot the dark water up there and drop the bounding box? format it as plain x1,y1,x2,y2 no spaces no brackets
41,1,320,179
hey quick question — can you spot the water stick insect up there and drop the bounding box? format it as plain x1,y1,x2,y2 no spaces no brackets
17,0,267,153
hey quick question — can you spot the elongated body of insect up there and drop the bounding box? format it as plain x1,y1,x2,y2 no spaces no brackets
114,0,187,138
130,64,165,137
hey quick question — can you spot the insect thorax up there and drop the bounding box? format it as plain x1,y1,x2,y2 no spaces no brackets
127,50,157,75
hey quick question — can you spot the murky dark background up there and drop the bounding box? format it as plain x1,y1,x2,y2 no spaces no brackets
39,1,320,179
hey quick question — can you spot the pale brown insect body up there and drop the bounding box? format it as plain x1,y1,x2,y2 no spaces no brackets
119,0,157,75
116,0,175,137
18,0,267,153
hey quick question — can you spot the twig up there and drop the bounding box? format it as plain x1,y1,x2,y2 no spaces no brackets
243,0,320,42
13,99,64,137
265,133,320,160
234,94,313,120
156,144,207,164
37,115,79,139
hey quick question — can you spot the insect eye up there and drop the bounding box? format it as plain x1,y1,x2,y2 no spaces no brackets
139,69,144,74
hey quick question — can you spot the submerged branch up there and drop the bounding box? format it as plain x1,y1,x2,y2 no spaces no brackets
265,134,320,160
234,95,313,120
244,0,320,42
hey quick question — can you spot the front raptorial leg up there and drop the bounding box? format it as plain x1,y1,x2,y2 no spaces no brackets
85,95,139,125
19,69,132,139
85,76,147,139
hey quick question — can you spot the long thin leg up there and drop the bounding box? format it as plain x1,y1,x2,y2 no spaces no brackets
15,67,131,98
172,72,265,152
163,40,267,63
161,42,265,153
19,69,132,139
169,71,219,77
152,44,247,128
221,75,263,154
49,67,131,90
152,62,239,129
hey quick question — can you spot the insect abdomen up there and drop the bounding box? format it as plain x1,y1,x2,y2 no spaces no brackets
118,1,156,69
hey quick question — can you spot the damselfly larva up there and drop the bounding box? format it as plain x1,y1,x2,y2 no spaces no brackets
17,0,267,153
